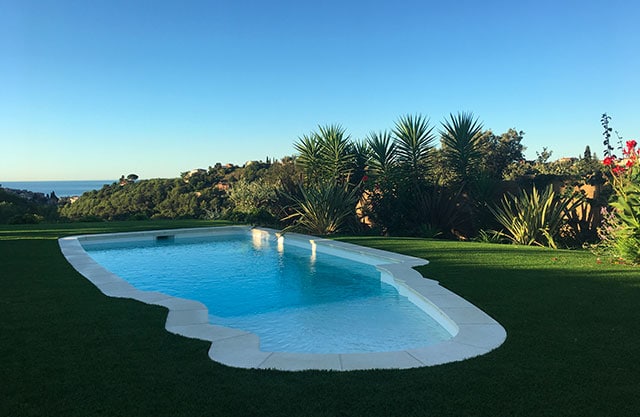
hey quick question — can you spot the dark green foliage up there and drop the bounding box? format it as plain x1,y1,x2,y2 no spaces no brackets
392,114,436,187
294,125,356,186
477,128,526,179
366,130,396,178
57,159,304,226
60,178,210,221
413,185,473,238
282,182,360,235
0,188,59,224
440,112,485,186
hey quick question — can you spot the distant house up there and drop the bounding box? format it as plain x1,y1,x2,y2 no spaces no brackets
215,180,230,191
188,168,207,176
183,168,207,183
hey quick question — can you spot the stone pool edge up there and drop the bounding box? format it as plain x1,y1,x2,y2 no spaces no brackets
58,225,506,371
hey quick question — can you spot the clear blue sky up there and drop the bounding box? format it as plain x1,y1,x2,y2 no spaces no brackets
1,0,638,180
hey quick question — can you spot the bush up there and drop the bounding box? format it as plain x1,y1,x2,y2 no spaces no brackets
489,184,581,248
282,182,359,235
8,213,44,224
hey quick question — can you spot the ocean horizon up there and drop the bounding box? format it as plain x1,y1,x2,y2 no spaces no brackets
0,180,114,197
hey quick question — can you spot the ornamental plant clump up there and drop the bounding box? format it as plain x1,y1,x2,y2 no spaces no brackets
488,184,580,249
598,138,640,264
281,181,360,235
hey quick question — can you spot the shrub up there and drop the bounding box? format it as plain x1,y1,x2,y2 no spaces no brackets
282,182,359,235
595,137,640,264
489,184,581,248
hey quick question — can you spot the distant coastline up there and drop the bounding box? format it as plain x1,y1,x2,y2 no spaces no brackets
0,180,113,197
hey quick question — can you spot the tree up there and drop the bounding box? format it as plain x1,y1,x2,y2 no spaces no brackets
294,133,324,182
366,130,396,180
479,129,526,179
392,114,435,189
536,147,553,164
440,112,484,186
294,124,355,185
228,178,278,214
287,125,363,234
318,124,355,184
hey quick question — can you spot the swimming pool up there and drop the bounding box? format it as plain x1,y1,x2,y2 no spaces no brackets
83,231,452,353
59,226,506,371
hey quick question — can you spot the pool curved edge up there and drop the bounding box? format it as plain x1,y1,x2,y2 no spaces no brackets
58,226,507,372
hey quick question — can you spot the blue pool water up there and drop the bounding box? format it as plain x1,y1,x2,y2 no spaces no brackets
84,234,452,353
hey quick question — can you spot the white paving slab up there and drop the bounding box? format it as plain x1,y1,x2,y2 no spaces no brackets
341,350,425,371
259,352,342,371
407,341,491,366
59,226,507,371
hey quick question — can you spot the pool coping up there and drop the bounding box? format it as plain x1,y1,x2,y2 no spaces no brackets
58,225,506,371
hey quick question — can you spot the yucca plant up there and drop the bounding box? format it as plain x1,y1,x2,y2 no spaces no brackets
281,181,360,235
350,139,371,185
489,185,581,248
293,124,355,186
440,112,485,186
392,114,436,186
414,184,472,239
366,130,396,179
317,124,355,184
294,134,324,182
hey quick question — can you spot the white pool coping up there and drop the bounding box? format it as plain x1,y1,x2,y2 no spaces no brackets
58,225,506,371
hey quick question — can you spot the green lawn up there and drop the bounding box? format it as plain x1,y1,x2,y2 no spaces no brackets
1,220,639,417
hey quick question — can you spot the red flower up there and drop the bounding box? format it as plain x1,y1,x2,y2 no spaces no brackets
362,175,369,182
626,159,634,168
627,139,637,150
612,165,626,175
603,156,615,166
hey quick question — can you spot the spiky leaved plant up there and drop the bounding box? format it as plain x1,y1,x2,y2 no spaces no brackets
489,184,581,248
366,130,396,179
294,124,355,186
281,181,360,235
440,112,485,186
392,114,436,187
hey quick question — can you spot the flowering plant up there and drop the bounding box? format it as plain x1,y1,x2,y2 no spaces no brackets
599,138,640,264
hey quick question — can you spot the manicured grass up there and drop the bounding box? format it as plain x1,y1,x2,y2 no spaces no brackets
1,221,639,416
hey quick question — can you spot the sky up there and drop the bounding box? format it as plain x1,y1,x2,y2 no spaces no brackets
1,0,638,180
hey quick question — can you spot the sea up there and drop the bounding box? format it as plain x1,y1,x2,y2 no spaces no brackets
0,180,114,197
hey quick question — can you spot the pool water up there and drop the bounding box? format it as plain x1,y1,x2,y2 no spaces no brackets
84,234,452,353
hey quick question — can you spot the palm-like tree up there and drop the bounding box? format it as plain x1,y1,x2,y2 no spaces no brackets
287,125,363,234
350,139,370,185
294,134,324,183
440,112,484,186
392,114,436,186
317,124,355,184
294,124,355,185
366,130,396,179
